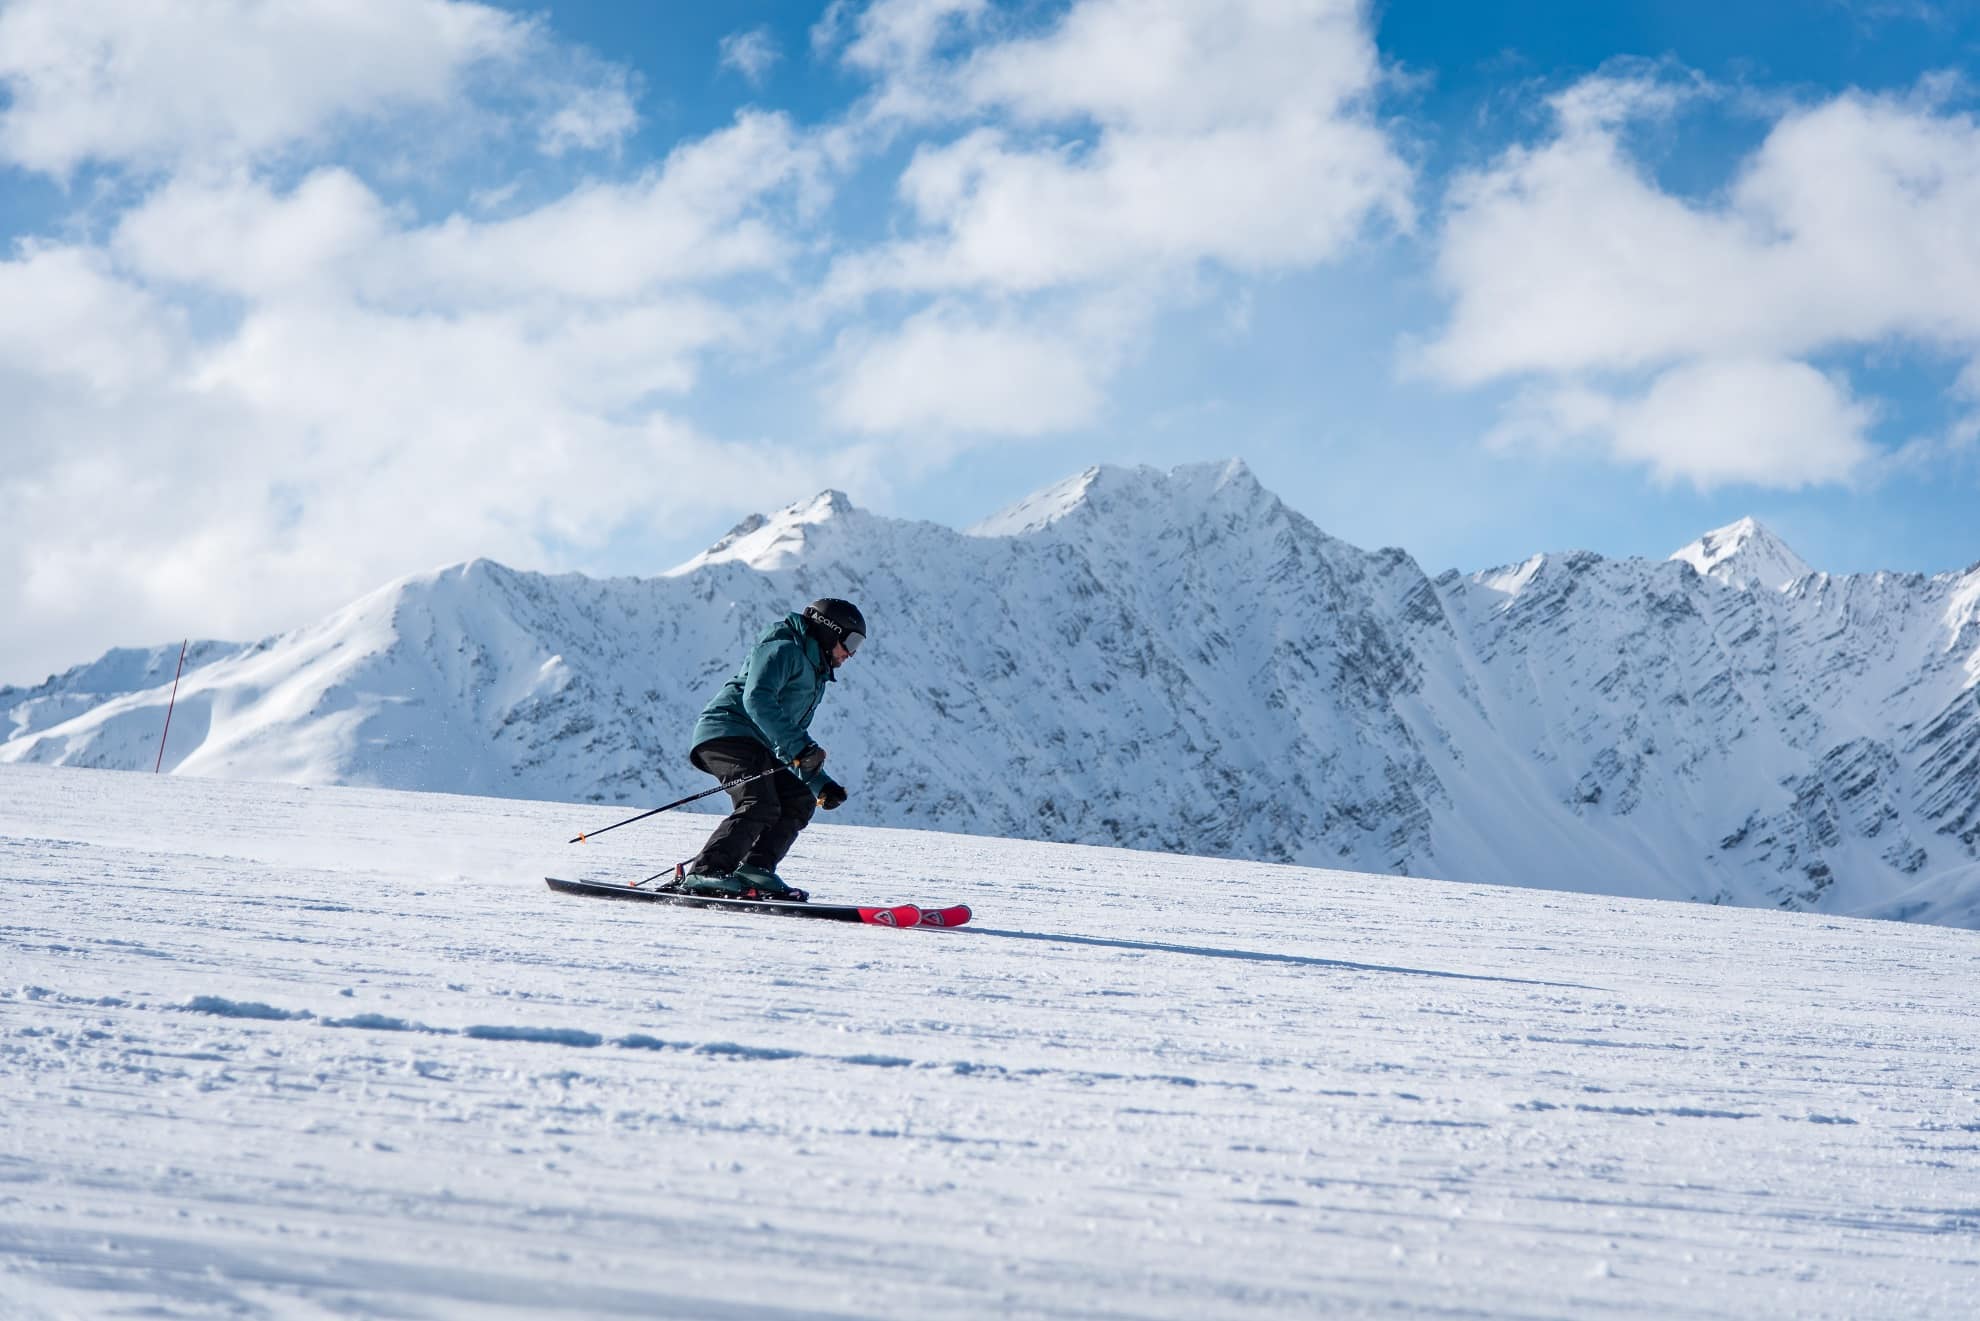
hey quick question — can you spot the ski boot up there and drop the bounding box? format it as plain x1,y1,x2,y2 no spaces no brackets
653,863,708,895
732,863,808,902
664,862,808,903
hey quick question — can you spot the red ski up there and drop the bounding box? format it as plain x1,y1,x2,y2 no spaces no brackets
546,877,920,927
915,904,973,928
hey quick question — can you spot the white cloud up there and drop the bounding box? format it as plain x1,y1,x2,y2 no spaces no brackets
112,170,392,298
834,0,1409,297
538,75,639,157
818,0,1410,435
109,107,816,311
1490,359,1877,490
1422,94,1757,385
960,0,1385,133
383,111,821,306
720,27,783,86
1423,72,1980,487
0,0,523,174
1546,65,1707,137
826,304,1109,436
0,244,185,392
828,0,989,79
1611,360,1876,488
22,110,818,531
1729,89,1980,344
0,0,640,177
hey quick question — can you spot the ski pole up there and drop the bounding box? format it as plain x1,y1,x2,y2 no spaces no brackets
569,764,788,844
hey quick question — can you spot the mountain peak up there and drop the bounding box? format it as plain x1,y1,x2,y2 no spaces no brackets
667,489,859,576
969,458,1265,538
1669,517,1813,591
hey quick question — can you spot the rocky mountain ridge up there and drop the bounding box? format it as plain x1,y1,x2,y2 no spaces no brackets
6,460,1977,924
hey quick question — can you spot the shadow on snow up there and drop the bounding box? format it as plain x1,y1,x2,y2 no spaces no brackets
965,928,1598,989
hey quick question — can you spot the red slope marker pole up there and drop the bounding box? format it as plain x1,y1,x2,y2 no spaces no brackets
154,639,188,773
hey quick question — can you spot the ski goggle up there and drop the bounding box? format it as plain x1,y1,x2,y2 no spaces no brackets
841,631,864,656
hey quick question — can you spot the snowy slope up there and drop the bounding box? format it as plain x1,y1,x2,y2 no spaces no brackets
4,460,1978,926
0,641,235,744
3,763,1977,1319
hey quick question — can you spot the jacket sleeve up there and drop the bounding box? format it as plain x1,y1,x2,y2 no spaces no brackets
738,634,812,765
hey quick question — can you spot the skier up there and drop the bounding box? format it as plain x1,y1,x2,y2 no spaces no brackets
667,598,865,901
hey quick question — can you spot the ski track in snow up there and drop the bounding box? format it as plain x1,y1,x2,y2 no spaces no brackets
2,763,1978,1318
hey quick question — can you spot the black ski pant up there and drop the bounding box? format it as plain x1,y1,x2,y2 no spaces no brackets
686,736,815,876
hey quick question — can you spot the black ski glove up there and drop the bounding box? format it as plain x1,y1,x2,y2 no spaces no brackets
816,779,848,810
793,744,827,775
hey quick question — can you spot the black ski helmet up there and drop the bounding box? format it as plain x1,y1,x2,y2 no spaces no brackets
804,598,866,654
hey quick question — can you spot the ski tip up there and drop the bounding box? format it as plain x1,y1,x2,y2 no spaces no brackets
859,903,922,928
917,904,972,928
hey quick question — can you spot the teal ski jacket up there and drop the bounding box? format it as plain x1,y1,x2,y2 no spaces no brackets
690,612,837,791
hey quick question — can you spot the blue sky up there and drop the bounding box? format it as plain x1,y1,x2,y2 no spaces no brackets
2,0,1978,682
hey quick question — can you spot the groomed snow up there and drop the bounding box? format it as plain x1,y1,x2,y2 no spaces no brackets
3,763,1977,1318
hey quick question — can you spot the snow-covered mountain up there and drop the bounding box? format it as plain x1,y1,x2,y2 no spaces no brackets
6,460,1978,924
1669,516,1814,590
